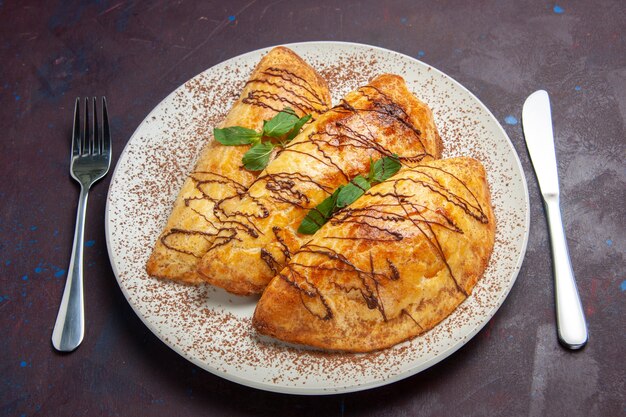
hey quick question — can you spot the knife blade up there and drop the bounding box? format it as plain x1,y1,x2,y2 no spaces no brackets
522,90,588,349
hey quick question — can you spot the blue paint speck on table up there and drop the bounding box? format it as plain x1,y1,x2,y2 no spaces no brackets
20,361,28,367
553,5,564,14
30,226,37,231
504,115,518,125
228,15,236,22
85,240,95,247
400,17,407,24
34,266,43,273
21,275,28,281
54,269,66,278
5,260,10,266
606,239,613,246
417,50,425,58
575,86,581,91
620,280,626,291
14,92,21,101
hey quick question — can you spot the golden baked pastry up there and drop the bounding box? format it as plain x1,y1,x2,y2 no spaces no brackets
253,157,495,352
197,74,443,294
146,46,331,284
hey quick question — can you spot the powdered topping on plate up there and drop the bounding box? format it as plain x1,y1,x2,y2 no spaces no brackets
106,43,529,394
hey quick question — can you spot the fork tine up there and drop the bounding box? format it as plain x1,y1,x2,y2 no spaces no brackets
92,97,99,154
102,97,111,157
72,98,81,157
83,97,89,155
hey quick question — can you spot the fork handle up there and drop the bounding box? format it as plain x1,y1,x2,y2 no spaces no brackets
52,186,88,352
544,196,588,349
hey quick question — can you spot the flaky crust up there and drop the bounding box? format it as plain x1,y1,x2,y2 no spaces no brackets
253,157,496,352
146,47,331,284
197,74,443,294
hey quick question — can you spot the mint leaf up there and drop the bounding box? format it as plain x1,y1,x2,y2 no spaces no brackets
336,176,370,208
286,114,312,141
215,108,313,172
367,156,375,182
262,107,299,138
298,189,340,235
242,142,274,171
371,154,401,183
297,155,403,235
298,175,370,235
214,126,261,145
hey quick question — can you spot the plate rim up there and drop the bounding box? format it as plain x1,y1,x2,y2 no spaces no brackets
105,40,531,395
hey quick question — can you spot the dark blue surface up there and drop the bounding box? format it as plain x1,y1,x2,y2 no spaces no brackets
1,1,624,416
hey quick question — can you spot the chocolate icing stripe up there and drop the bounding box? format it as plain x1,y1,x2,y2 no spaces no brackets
263,67,329,108
280,164,490,319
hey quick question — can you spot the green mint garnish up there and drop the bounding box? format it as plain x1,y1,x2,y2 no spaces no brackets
297,189,340,235
298,155,401,235
286,114,312,140
370,154,402,183
336,175,370,208
242,142,275,171
213,107,311,171
214,126,261,145
262,108,299,138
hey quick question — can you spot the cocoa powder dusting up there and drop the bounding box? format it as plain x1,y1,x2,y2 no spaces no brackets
107,45,528,392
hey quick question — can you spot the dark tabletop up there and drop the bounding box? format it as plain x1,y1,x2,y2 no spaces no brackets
1,1,624,416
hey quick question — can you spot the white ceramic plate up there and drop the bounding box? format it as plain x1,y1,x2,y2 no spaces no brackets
105,42,530,395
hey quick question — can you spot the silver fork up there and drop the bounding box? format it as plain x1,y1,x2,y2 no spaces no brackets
52,97,111,352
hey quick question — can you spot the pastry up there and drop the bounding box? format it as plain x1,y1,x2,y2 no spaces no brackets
253,157,496,352
197,74,443,294
146,46,331,284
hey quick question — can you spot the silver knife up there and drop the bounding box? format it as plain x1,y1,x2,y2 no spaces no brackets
522,90,588,349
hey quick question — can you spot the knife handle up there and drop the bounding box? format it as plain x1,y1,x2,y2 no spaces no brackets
544,196,588,349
